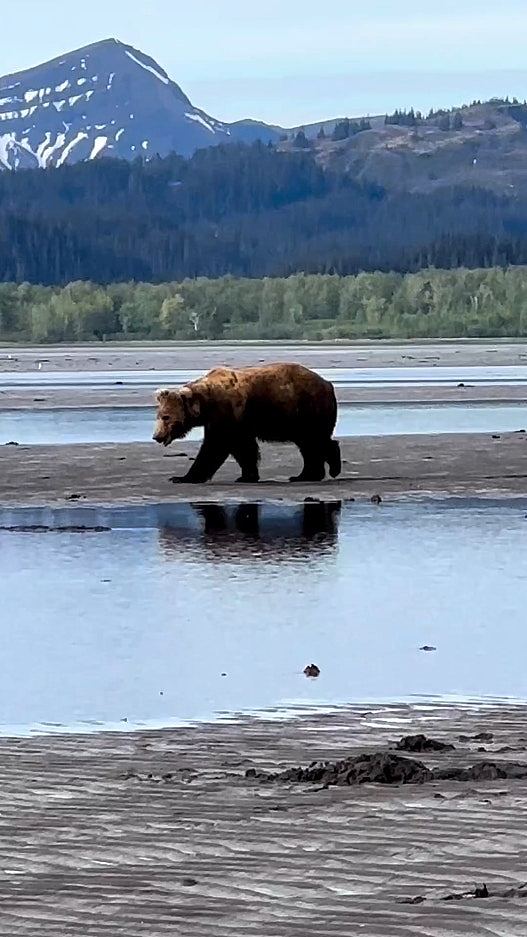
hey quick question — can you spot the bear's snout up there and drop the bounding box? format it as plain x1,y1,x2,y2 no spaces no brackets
153,429,169,445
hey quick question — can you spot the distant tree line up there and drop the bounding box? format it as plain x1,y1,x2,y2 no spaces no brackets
3,266,527,342
385,108,423,127
328,117,372,140
385,107,464,130
287,117,371,147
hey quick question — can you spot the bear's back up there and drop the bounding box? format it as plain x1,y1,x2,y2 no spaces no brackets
219,363,336,442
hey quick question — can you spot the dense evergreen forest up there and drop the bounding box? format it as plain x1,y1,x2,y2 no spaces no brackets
3,267,527,342
1,142,527,285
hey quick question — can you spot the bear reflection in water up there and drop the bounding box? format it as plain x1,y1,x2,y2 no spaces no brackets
157,501,341,562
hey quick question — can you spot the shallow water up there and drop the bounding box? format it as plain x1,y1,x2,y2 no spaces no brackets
2,402,527,445
2,499,527,735
3,364,527,389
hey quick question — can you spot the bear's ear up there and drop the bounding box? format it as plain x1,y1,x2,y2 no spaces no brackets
155,388,171,404
180,385,202,419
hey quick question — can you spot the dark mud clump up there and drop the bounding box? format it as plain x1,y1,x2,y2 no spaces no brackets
458,731,493,743
395,734,455,753
434,761,527,782
399,882,527,904
246,753,527,787
246,752,433,786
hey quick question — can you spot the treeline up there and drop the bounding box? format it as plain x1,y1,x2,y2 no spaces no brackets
2,143,527,284
385,108,464,130
3,267,527,342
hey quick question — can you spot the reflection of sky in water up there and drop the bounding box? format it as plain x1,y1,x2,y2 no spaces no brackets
2,402,527,444
1,500,527,734
3,365,527,389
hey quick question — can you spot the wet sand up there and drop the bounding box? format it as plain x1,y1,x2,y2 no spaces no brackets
1,433,527,506
4,382,527,411
1,702,527,936
3,339,527,935
3,340,527,372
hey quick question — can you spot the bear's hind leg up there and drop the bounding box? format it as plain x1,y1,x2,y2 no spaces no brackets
326,438,342,478
290,440,326,483
231,436,260,483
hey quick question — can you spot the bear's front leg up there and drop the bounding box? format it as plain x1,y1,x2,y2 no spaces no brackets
170,434,229,484
231,436,260,483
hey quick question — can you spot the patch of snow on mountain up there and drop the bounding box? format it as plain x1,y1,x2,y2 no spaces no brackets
142,140,148,149
53,101,66,112
0,96,15,107
24,90,39,103
69,94,84,106
0,133,16,169
41,132,67,165
124,49,169,85
36,131,52,166
77,78,87,86
55,81,69,93
107,73,115,90
57,131,88,166
115,128,125,141
89,136,108,159
185,112,215,134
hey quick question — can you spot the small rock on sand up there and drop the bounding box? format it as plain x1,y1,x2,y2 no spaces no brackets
304,664,320,678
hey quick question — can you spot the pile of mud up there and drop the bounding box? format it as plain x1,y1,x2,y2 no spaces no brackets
246,735,527,787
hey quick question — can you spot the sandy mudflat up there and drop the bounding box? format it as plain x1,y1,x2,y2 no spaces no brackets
1,703,527,936
3,339,527,373
4,383,527,411
2,340,527,409
1,433,527,507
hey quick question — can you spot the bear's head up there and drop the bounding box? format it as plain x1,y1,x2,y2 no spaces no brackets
152,387,202,446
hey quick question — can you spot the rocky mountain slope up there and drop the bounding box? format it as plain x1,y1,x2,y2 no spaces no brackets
308,102,527,195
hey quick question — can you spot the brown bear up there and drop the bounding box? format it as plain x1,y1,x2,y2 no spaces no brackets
152,362,341,484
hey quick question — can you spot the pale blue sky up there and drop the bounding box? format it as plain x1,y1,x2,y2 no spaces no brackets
4,0,527,125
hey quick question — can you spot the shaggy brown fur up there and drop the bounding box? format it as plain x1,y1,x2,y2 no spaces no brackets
152,363,341,484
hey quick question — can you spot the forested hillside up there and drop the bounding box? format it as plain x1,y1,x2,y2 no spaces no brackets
1,141,527,285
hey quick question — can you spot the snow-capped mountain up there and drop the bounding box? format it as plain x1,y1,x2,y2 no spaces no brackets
0,38,278,170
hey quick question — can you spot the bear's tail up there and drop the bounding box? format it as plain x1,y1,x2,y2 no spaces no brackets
326,438,341,478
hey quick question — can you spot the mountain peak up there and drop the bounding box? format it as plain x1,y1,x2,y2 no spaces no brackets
0,39,278,170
